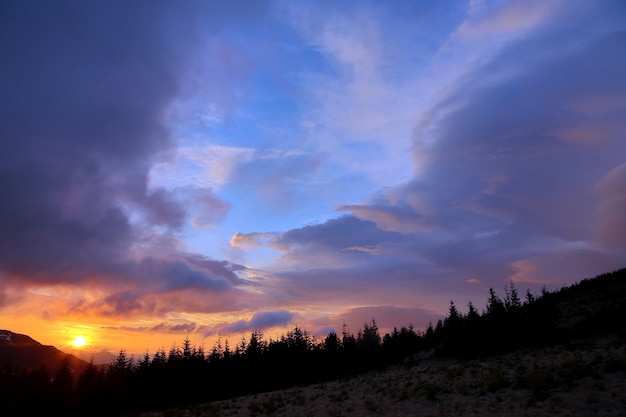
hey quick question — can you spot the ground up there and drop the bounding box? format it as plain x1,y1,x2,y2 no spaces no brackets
136,336,626,417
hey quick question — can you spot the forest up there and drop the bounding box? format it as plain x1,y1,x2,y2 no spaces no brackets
1,268,624,416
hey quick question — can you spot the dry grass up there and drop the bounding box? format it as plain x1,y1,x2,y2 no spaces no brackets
136,336,626,417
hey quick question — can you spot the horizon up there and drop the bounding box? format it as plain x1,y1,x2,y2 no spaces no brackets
1,0,625,356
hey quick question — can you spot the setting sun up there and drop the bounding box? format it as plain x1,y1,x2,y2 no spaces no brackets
71,336,87,348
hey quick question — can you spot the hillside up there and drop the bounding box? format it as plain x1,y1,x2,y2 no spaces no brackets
134,268,626,416
139,335,626,417
0,330,88,380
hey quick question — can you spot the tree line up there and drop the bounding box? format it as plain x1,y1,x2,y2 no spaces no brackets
1,268,624,416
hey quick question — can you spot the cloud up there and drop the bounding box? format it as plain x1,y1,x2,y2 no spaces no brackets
207,310,294,336
141,257,236,292
0,2,256,292
342,246,383,255
0,2,191,283
99,290,158,318
42,254,252,318
278,215,398,252
454,0,563,39
240,3,626,311
228,149,323,208
230,232,279,249
595,163,626,248
339,201,429,233
142,188,188,230
151,322,197,334
279,1,455,191
186,188,232,227
150,144,254,190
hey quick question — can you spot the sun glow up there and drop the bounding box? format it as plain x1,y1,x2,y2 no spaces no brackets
71,335,87,348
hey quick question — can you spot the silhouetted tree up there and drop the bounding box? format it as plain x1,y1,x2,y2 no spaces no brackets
358,319,381,351
182,337,193,360
245,331,266,359
504,281,522,311
382,325,421,363
486,288,506,316
223,339,232,361
324,331,340,352
76,358,104,412
52,356,74,408
467,301,479,321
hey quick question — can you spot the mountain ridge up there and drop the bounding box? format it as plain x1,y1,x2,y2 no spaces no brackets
0,329,89,380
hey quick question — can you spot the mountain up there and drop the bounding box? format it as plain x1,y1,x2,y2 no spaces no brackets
0,330,89,380
76,349,116,365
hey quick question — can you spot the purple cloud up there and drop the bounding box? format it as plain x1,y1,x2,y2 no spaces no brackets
0,1,255,296
208,310,294,336
151,322,197,334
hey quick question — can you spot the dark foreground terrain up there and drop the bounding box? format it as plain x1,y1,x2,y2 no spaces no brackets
136,333,626,417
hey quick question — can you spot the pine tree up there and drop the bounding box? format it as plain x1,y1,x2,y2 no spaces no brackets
504,281,522,311
76,358,103,411
467,301,480,321
111,349,129,375
486,288,506,316
52,356,74,408
223,339,232,360
358,319,381,351
323,331,340,352
182,337,192,360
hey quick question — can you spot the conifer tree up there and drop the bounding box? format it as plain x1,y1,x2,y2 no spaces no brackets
52,356,74,408
324,331,340,352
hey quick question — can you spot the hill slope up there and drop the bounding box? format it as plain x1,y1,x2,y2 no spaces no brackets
0,330,88,379
133,268,626,416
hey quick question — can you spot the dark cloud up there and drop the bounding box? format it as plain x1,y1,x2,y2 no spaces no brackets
208,310,294,336
151,322,197,334
100,290,158,318
404,26,626,271
142,188,187,230
60,255,250,317
0,1,190,282
0,1,257,292
279,215,399,251
140,257,235,292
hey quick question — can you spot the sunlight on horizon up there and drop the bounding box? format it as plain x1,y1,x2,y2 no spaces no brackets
71,335,87,348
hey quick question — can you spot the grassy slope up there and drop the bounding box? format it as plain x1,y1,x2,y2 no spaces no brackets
136,335,626,417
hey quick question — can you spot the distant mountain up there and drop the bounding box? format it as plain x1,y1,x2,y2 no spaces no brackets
76,349,116,365
0,330,89,380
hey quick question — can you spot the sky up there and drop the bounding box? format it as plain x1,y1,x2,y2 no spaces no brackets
1,0,625,356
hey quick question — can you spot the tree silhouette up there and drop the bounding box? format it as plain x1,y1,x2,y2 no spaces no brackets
52,356,74,409
76,358,104,412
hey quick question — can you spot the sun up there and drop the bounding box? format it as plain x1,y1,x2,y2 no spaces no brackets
71,336,87,348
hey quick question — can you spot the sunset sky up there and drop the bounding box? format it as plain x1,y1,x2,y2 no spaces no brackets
1,0,625,357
